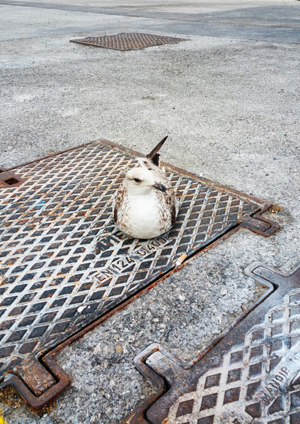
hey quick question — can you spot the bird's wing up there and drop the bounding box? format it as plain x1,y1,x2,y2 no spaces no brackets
170,193,178,226
113,183,126,224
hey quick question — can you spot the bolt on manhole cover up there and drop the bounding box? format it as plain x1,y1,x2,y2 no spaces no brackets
0,140,279,409
70,33,186,50
128,263,300,424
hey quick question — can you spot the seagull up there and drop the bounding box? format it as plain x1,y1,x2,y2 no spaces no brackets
113,136,179,239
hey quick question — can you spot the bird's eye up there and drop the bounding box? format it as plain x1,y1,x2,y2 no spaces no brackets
134,178,141,183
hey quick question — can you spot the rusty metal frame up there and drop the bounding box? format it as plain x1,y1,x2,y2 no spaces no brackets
0,140,280,411
124,274,275,424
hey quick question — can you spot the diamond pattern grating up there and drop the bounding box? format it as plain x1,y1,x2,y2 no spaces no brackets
168,287,300,423
70,33,186,51
0,140,279,408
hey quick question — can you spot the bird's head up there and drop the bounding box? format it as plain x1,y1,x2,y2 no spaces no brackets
125,167,166,195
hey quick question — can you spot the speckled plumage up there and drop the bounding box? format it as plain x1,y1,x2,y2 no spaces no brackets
113,138,178,239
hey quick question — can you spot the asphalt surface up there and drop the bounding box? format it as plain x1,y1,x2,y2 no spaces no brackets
0,0,299,423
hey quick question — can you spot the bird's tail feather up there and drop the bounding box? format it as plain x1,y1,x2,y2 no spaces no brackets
146,136,168,165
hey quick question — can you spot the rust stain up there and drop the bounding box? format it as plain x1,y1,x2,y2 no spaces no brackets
270,204,283,213
0,169,23,188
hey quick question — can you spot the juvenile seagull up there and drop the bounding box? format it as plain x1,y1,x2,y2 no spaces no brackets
113,136,178,239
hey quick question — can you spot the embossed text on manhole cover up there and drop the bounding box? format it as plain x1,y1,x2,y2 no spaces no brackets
70,33,186,50
0,140,279,409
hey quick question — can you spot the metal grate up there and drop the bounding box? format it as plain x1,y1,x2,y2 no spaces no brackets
131,263,300,424
0,140,279,408
168,288,300,423
70,33,186,51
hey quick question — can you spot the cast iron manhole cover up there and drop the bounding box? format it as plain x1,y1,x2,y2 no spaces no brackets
0,140,279,409
129,262,300,424
70,33,186,50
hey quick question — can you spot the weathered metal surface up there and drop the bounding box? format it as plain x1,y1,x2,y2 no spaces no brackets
0,168,23,188
0,140,279,409
128,263,300,424
70,33,186,51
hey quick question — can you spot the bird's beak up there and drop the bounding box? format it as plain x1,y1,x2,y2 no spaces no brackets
152,182,167,193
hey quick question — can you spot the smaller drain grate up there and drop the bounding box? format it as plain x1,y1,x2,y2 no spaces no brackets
70,33,186,51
